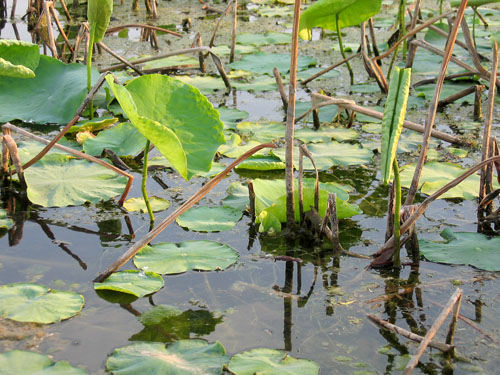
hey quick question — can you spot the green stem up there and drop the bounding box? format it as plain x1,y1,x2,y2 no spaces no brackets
87,29,95,119
399,0,407,59
472,7,477,49
439,0,443,15
336,13,354,85
387,44,399,81
142,140,155,224
393,158,401,268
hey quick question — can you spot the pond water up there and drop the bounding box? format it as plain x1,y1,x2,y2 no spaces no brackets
1,0,500,374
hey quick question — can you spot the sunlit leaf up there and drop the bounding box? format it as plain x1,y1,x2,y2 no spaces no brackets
229,52,315,75
123,197,171,213
82,122,146,156
0,39,40,78
0,351,87,375
0,283,84,324
236,32,291,46
94,270,164,298
176,206,243,232
134,240,239,274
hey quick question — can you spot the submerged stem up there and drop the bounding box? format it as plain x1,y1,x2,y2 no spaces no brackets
142,140,154,224
393,158,401,267
336,14,354,85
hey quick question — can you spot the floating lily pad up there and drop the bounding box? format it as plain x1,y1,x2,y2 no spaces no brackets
236,121,285,142
232,75,278,92
400,162,484,199
175,75,227,94
211,44,259,56
130,305,223,343
23,153,127,207
235,155,286,170
142,55,199,70
420,229,500,271
236,32,291,46
229,52,315,75
0,209,13,229
295,101,339,123
0,350,87,375
221,182,250,211
0,283,84,324
134,240,239,274
94,270,164,298
123,197,171,213
82,122,146,156
0,55,98,124
228,348,320,375
295,126,358,143
415,81,480,104
0,39,40,78
256,5,294,17
176,206,242,232
297,67,340,81
106,340,229,375
218,134,264,158
217,107,249,130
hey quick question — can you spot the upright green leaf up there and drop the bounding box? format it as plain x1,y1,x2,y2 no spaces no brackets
0,39,40,78
87,0,113,43
106,75,225,180
380,67,412,184
299,0,382,40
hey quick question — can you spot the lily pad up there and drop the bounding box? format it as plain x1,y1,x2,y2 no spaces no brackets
130,305,223,342
236,32,291,46
123,197,171,213
400,162,484,199
175,75,227,94
232,75,278,92
106,340,229,375
134,240,239,274
210,44,259,56
94,270,164,298
0,350,87,375
82,122,146,156
236,121,285,142
221,182,250,211
229,52,316,75
295,101,339,123
0,55,98,124
23,153,127,207
0,209,14,229
228,348,320,375
295,126,358,143
142,55,199,70
256,5,294,17
218,134,264,158
68,117,118,134
419,229,500,271
0,283,84,324
0,39,40,78
176,206,243,232
235,155,286,170
217,107,249,130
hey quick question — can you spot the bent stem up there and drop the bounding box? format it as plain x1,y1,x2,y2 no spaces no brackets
141,140,154,225
393,158,401,267
336,14,354,85
87,29,95,119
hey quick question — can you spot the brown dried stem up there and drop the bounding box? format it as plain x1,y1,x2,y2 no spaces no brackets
94,142,277,282
301,52,360,85
229,0,237,63
97,42,143,75
273,67,288,110
208,0,235,47
106,24,182,38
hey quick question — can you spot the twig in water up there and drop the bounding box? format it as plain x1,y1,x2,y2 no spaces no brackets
106,24,182,38
273,67,288,111
229,0,237,63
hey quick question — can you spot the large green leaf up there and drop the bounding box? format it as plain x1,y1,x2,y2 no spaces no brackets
228,348,320,375
106,75,225,180
0,350,87,375
83,122,146,156
23,153,127,207
176,206,243,232
228,52,316,75
88,0,113,43
399,162,486,199
299,0,382,40
0,40,40,78
106,340,229,375
94,270,164,298
0,55,98,124
134,240,239,274
0,283,84,324
451,0,500,6
381,67,412,184
420,229,500,271
130,305,223,343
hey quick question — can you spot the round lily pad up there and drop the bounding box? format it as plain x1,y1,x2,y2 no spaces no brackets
176,206,243,232
0,350,87,375
0,283,84,324
228,348,320,375
134,240,239,274
106,340,229,375
94,270,164,298
123,197,171,213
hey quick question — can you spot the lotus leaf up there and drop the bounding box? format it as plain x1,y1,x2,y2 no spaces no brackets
451,0,500,6
218,107,249,130
106,74,225,180
142,55,199,70
0,55,98,124
134,240,239,274
235,155,286,170
399,162,486,199
492,31,500,45
0,283,84,324
295,126,358,143
297,67,340,81
82,122,146,156
236,121,285,142
0,209,14,229
218,134,263,158
228,348,320,375
222,182,250,211
94,270,164,297
256,5,294,17
106,340,229,375
211,44,259,56
295,101,339,123
258,210,282,233
123,197,171,213
236,32,291,46
299,0,382,40
0,350,87,375
87,0,113,43
176,206,243,232
23,153,127,207
130,305,223,342
420,229,500,271
231,75,278,92
0,39,40,78
68,117,118,134
175,75,227,94
229,52,316,75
